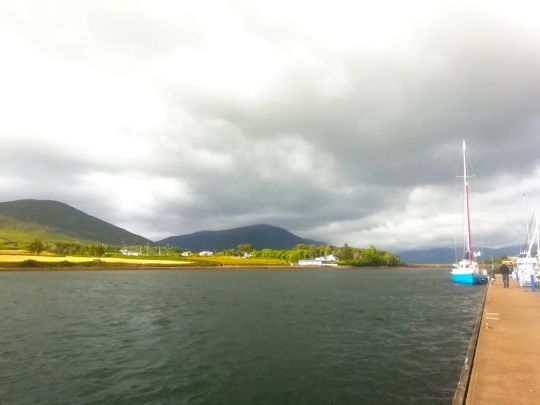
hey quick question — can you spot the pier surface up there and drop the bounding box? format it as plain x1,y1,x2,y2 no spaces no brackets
465,279,540,404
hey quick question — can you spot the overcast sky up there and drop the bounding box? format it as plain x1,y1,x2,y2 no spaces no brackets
1,0,539,250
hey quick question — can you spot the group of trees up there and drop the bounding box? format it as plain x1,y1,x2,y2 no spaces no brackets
27,239,45,255
221,243,400,267
219,244,255,257
339,246,401,266
26,240,108,257
50,242,87,255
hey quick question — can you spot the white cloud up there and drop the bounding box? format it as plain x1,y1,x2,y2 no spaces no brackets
0,0,539,249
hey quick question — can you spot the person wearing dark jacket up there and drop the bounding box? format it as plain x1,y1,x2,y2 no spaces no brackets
500,263,511,288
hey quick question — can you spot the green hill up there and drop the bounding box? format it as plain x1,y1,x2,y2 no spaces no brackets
0,214,79,244
0,200,150,245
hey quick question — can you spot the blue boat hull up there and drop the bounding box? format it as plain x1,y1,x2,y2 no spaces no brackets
452,273,489,285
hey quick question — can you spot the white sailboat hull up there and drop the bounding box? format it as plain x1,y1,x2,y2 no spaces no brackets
451,260,488,285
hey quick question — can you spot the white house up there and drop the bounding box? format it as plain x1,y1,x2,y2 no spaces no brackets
120,248,140,256
299,254,339,267
298,259,323,266
315,254,338,262
199,251,214,256
181,251,192,257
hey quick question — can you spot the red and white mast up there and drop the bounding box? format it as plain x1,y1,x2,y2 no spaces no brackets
463,140,473,264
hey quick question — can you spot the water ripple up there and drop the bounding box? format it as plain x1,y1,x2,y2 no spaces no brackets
0,269,484,404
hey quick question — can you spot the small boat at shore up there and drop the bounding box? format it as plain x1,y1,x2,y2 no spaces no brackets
451,140,488,285
516,206,540,287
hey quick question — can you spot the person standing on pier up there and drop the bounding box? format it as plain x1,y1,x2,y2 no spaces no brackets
499,263,511,288
489,266,496,283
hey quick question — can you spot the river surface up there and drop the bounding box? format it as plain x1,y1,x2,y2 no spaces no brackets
0,268,485,404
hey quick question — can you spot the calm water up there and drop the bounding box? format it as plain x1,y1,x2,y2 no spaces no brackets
0,268,485,404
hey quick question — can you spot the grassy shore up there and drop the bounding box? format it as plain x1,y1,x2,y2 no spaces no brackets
0,253,430,271
0,252,289,270
0,264,296,270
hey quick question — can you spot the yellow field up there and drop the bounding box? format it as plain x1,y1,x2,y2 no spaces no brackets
0,254,191,265
0,250,27,255
186,255,287,265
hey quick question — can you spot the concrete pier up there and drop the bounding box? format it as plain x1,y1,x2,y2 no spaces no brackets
461,279,540,404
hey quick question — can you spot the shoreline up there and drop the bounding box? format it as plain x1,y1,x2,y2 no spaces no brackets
0,264,445,272
403,263,451,268
0,265,295,272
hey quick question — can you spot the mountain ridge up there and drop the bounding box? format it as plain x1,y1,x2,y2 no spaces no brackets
157,224,324,251
0,200,324,250
397,245,523,264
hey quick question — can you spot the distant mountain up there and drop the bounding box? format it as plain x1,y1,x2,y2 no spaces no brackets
0,199,150,245
157,224,324,251
397,245,522,264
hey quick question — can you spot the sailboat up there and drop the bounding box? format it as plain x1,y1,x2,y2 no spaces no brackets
516,207,540,288
451,140,488,285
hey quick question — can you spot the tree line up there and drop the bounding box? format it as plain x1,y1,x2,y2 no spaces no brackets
22,239,400,267
221,243,400,266
27,240,108,257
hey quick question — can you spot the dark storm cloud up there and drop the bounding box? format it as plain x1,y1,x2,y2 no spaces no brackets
176,15,540,189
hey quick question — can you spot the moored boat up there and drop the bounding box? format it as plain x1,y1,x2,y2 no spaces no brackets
451,140,488,285
516,207,540,287
452,260,488,285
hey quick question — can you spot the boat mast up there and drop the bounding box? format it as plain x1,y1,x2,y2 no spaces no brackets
523,194,530,251
534,208,540,263
463,140,473,264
